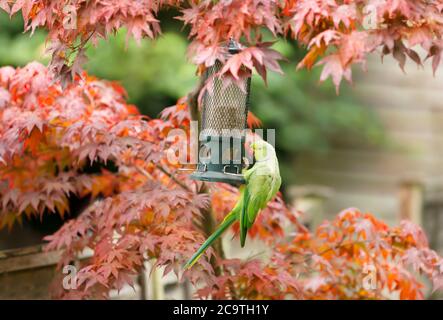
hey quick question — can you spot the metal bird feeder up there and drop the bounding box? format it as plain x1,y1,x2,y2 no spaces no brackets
190,39,251,185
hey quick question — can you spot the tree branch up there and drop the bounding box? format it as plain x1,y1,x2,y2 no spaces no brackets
187,75,205,122
135,163,193,193
155,164,193,193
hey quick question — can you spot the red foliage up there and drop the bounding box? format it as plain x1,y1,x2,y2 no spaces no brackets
2,1,443,89
1,64,442,299
277,209,443,299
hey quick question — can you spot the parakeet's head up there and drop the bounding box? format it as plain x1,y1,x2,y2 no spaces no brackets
250,140,275,161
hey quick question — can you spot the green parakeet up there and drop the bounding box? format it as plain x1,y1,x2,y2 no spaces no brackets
184,139,281,269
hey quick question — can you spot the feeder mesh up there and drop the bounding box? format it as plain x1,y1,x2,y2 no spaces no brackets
201,61,250,138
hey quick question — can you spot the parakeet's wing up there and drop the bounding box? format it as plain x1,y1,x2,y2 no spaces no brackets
267,167,281,202
240,163,273,247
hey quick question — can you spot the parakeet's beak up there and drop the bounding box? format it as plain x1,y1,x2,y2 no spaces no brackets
245,142,255,157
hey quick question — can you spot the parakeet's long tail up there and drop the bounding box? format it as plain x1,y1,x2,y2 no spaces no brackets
184,211,237,269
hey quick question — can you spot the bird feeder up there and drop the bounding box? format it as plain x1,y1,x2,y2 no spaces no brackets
190,39,251,185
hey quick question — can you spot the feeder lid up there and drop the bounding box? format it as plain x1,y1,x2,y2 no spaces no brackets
227,38,241,54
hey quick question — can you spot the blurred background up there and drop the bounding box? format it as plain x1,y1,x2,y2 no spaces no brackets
1,11,443,299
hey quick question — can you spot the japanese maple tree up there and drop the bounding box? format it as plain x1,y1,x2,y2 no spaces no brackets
1,0,443,89
0,0,443,299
